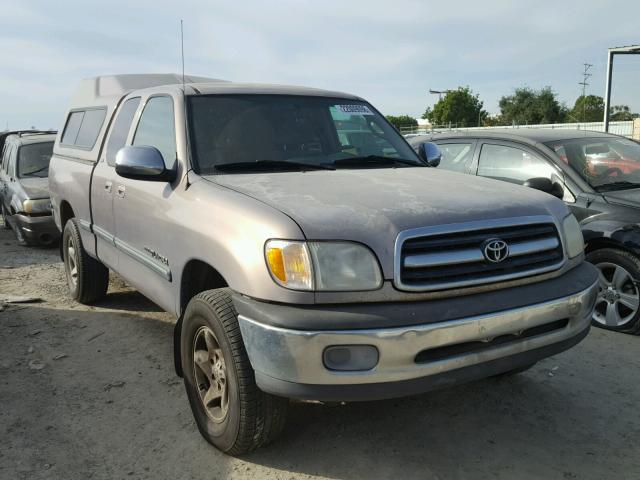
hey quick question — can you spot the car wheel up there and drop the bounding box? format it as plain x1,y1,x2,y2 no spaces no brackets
62,219,109,304
1,204,11,230
181,288,288,455
587,248,640,335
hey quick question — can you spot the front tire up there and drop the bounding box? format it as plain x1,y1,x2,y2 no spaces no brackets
1,204,11,230
62,219,109,304
181,288,288,455
587,248,640,335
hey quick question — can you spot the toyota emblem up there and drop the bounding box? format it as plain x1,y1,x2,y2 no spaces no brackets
483,239,509,263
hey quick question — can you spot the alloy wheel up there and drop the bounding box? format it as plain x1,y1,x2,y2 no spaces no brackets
192,325,229,423
66,235,78,288
593,262,640,327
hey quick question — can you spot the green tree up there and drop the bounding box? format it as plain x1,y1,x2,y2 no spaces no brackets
422,87,487,127
386,115,418,131
498,87,566,125
609,105,638,121
568,95,604,122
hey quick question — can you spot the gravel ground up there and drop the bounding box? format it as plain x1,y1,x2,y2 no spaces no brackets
1,223,639,480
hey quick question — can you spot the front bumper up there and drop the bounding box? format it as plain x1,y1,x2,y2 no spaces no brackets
13,213,59,244
237,264,598,401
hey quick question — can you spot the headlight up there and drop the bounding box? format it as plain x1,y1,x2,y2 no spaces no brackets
309,242,382,291
562,214,584,258
22,199,52,214
265,240,383,291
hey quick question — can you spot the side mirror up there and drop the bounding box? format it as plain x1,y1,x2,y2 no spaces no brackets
115,146,176,182
523,177,564,199
418,142,442,167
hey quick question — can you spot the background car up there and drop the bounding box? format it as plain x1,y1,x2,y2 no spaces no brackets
0,131,59,245
408,129,640,335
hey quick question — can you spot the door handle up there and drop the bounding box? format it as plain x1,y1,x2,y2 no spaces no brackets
104,181,112,194
116,185,126,198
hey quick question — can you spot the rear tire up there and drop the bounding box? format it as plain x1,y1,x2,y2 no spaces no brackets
586,248,640,335
62,219,109,304
181,288,288,455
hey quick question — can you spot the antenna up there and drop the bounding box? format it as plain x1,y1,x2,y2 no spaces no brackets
180,19,185,91
179,19,193,189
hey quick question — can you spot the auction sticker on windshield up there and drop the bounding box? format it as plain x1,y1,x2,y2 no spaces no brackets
337,104,374,115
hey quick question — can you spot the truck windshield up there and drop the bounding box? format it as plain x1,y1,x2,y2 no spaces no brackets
187,95,423,173
544,137,640,192
17,141,54,178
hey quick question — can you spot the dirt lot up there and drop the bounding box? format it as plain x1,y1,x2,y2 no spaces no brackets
1,225,639,480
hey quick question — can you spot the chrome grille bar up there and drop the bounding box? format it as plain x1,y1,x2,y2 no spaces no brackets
404,236,560,269
395,215,566,292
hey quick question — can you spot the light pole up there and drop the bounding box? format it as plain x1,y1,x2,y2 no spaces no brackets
429,89,453,101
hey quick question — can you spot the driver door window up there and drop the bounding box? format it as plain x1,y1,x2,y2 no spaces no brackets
478,142,574,202
478,143,558,185
133,96,176,169
435,142,475,173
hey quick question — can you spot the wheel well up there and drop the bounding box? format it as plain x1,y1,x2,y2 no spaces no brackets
584,238,639,257
175,260,229,377
179,260,229,316
59,201,75,228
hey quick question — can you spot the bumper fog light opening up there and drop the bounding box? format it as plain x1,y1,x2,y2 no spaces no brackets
323,345,379,372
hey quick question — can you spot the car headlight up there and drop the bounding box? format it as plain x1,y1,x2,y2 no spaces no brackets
562,214,584,258
265,240,382,291
22,199,52,214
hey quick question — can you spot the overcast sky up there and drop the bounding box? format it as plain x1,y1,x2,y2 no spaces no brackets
1,0,639,129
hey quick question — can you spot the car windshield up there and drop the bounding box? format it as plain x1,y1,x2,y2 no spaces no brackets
187,95,422,174
544,137,640,191
17,141,54,178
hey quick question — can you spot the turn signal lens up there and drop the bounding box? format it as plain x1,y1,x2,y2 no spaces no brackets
265,240,313,290
266,248,286,282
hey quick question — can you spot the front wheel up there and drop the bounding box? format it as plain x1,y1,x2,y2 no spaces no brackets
181,288,288,455
587,248,640,335
62,219,109,304
1,204,11,230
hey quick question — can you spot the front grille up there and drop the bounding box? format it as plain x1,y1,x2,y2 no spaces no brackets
395,216,565,291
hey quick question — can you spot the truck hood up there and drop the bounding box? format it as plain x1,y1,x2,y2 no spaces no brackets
210,168,569,277
18,177,50,199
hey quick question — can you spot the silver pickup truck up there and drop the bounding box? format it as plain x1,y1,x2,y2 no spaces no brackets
49,74,598,455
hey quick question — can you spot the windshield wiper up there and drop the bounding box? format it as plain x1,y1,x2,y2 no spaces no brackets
214,160,335,172
332,155,425,168
594,181,640,192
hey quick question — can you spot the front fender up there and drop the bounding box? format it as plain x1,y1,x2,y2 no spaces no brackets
9,192,23,214
582,217,640,256
170,178,315,316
